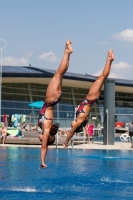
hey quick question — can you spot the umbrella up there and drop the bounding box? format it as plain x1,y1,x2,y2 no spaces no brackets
28,101,44,109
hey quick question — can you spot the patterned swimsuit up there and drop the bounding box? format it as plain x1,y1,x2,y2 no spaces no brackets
38,93,62,127
76,96,99,118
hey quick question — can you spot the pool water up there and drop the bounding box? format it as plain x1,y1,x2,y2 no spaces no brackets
0,146,133,200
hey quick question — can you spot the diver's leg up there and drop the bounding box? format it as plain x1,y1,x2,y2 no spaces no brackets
87,49,114,100
40,120,52,168
46,40,73,102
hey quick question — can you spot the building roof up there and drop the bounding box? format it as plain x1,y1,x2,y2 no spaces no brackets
2,65,133,87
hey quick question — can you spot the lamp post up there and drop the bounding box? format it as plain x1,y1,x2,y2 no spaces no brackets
0,39,7,120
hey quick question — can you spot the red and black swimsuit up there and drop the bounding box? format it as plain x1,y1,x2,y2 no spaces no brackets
76,96,99,118
38,93,62,127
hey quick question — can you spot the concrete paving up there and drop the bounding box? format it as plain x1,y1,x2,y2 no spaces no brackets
0,141,133,150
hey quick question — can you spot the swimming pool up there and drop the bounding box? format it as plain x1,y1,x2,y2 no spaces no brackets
0,146,133,200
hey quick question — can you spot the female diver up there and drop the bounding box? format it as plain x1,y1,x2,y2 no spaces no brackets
38,40,73,168
63,49,114,148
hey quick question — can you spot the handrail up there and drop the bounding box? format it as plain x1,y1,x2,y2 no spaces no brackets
106,109,108,145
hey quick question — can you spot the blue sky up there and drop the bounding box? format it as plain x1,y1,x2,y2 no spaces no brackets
0,0,133,80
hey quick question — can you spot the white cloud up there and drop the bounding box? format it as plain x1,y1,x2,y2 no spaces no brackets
112,29,133,42
92,70,119,78
93,62,133,79
38,51,58,62
1,52,34,66
2,56,29,66
112,62,132,71
108,71,123,79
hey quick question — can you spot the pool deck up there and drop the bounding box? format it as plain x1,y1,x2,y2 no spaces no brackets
0,141,133,150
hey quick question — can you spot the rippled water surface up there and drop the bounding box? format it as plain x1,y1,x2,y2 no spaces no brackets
0,146,133,200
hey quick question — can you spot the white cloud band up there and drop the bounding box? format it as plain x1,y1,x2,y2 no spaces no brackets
38,51,58,62
93,62,133,79
2,56,29,66
1,52,33,66
112,29,133,42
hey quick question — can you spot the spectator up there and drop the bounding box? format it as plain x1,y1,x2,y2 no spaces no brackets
129,122,133,142
85,124,89,136
0,123,7,144
31,125,42,132
87,122,94,142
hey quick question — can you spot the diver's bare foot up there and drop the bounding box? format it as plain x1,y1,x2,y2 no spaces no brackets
63,142,68,148
65,40,73,54
39,163,48,169
107,49,114,61
39,134,43,142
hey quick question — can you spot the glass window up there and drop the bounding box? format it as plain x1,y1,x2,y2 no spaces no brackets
62,93,73,98
74,94,82,99
32,96,42,101
17,109,29,115
15,95,29,101
2,93,15,101
61,98,74,104
38,91,45,96
1,83,133,127
3,108,18,115
72,88,80,93
2,83,14,87
62,87,71,92
2,88,14,93
80,88,88,94
13,83,26,88
3,101,16,108
16,101,29,109
37,84,47,90
80,94,86,99
30,84,38,89
14,88,28,94
31,90,38,95
75,100,82,106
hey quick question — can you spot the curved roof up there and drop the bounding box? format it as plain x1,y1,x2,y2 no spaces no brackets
2,65,133,87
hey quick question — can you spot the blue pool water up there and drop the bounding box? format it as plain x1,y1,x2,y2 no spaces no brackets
0,146,133,200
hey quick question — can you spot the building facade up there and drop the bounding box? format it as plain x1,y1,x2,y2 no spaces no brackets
2,66,133,127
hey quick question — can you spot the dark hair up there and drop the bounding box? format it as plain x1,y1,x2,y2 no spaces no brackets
50,123,59,136
75,118,88,133
75,125,83,133
47,134,55,146
47,123,59,146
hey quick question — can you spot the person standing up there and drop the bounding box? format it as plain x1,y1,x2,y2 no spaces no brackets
129,122,133,142
88,122,94,142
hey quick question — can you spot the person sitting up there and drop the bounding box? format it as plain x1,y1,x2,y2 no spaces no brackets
21,122,30,131
0,123,7,144
31,124,42,132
